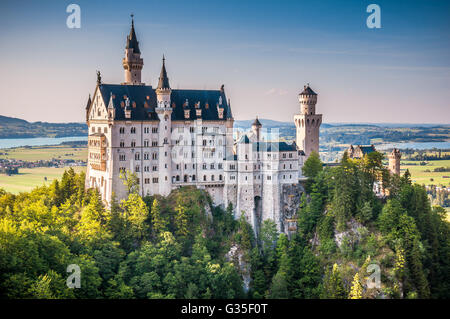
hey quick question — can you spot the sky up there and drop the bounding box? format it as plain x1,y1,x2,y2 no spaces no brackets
0,0,449,124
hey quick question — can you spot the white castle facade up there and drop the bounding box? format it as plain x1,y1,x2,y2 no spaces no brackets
85,19,322,234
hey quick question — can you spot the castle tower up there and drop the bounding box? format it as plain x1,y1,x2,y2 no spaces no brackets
388,148,401,175
251,117,262,142
155,56,173,196
122,15,144,85
294,84,322,157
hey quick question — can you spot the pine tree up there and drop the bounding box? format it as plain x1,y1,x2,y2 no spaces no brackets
349,273,363,299
322,263,346,299
150,198,166,237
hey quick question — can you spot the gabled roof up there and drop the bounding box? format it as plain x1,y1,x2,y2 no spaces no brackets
358,145,376,155
97,84,232,122
237,134,250,144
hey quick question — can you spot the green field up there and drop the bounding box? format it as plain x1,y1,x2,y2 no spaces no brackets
0,145,87,161
0,166,86,194
401,160,450,186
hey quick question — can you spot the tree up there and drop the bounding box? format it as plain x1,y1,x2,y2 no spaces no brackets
322,263,346,299
302,151,322,179
174,197,188,238
268,271,289,299
349,273,363,299
150,199,166,237
119,169,139,195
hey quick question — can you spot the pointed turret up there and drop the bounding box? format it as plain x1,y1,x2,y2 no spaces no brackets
126,15,141,54
157,56,170,90
85,94,91,110
85,94,92,122
122,14,144,85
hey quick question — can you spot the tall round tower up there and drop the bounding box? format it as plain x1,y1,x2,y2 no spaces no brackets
155,56,173,196
294,84,322,158
388,148,401,175
122,15,144,85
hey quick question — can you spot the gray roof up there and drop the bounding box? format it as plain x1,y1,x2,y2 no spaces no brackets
236,135,296,152
97,84,232,122
157,57,170,90
126,18,140,54
299,85,317,96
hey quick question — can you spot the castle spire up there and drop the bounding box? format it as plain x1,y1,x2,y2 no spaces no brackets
157,55,170,90
126,14,140,54
122,14,144,85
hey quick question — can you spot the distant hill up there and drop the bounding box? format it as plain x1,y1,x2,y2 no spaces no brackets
1,115,448,146
0,115,87,139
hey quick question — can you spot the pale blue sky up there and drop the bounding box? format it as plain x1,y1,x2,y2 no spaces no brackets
0,0,449,123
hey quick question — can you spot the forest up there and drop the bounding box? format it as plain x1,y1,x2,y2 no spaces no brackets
0,151,449,299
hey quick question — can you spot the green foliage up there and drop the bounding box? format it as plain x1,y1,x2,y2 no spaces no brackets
302,151,323,179
0,153,449,300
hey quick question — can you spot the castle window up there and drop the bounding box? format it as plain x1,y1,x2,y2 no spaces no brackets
119,154,126,161
203,163,207,170
192,175,196,181
219,175,222,181
203,140,207,146
176,175,180,182
184,175,188,182
267,176,271,180
289,153,293,158
152,166,158,171
210,164,215,169
144,178,150,184
131,127,136,134
203,175,206,181
135,153,140,160
131,141,136,147
119,127,125,134
135,165,140,172
144,153,149,160
190,127,195,133
152,178,159,183
211,175,215,181
290,164,292,169
120,140,124,148
218,163,223,169
144,166,149,172
152,127,158,133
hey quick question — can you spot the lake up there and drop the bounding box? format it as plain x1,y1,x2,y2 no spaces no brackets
0,136,87,149
377,141,450,150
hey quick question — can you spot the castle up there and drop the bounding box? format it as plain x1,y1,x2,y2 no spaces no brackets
85,18,322,234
